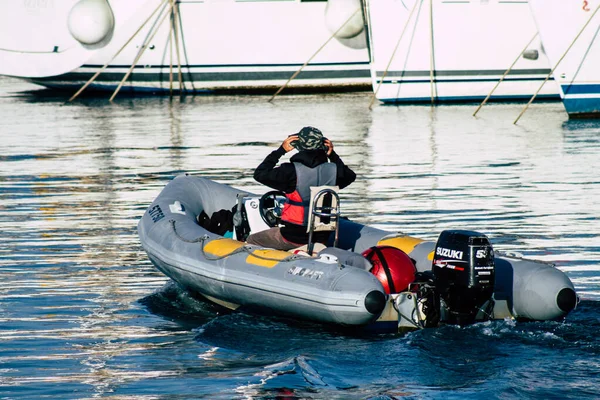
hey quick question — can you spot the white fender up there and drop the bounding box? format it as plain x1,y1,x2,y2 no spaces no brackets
324,0,364,39
334,30,368,50
67,0,115,48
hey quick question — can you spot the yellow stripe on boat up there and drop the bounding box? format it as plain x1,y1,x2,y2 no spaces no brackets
378,236,425,255
204,238,245,257
247,249,290,268
203,239,288,268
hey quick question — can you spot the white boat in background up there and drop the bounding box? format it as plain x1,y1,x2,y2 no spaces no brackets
0,0,371,94
529,0,600,117
364,0,560,104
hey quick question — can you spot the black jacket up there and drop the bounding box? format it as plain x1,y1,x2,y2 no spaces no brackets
253,147,356,244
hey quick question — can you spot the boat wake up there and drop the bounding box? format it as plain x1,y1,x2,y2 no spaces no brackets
138,281,225,330
140,283,600,398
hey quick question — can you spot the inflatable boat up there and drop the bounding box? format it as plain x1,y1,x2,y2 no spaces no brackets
137,174,578,332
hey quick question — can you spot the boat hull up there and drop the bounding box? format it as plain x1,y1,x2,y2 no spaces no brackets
365,0,560,103
138,175,577,331
529,0,600,117
335,219,577,322
2,0,371,94
138,175,387,327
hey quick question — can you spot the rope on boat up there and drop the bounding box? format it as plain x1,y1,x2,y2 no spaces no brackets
267,7,362,103
170,0,185,96
392,300,423,329
169,220,305,263
169,219,205,243
168,0,175,96
109,2,174,101
428,0,436,106
514,3,600,124
473,32,539,117
68,0,169,102
368,0,420,110
476,300,496,321
176,6,197,93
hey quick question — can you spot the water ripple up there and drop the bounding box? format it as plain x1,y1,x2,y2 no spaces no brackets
1,77,599,398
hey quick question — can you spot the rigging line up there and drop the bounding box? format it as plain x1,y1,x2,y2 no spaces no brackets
564,21,600,95
473,32,538,117
176,3,197,92
173,0,184,94
428,0,436,106
67,0,169,103
368,0,420,110
397,0,426,95
360,0,373,64
514,3,600,124
110,2,174,102
169,0,174,97
267,7,362,103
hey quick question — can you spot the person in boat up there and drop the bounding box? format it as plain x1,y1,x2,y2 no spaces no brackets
246,126,356,250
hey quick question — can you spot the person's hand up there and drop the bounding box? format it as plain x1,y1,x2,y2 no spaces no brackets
324,138,333,156
282,135,298,152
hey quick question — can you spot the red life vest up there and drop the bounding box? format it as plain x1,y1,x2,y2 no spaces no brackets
281,162,337,226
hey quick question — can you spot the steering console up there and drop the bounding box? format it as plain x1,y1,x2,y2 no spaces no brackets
259,190,286,227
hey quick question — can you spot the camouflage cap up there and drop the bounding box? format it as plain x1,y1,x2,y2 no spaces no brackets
291,126,327,151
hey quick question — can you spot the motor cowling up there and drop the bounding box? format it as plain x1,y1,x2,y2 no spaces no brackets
432,230,495,325
362,246,416,294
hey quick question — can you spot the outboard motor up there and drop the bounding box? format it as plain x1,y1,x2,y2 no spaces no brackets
432,230,495,325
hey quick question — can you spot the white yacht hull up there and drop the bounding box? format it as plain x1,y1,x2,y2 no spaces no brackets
1,0,371,94
529,0,600,117
365,0,560,103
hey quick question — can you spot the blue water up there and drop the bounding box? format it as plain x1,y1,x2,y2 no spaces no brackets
1,76,600,399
